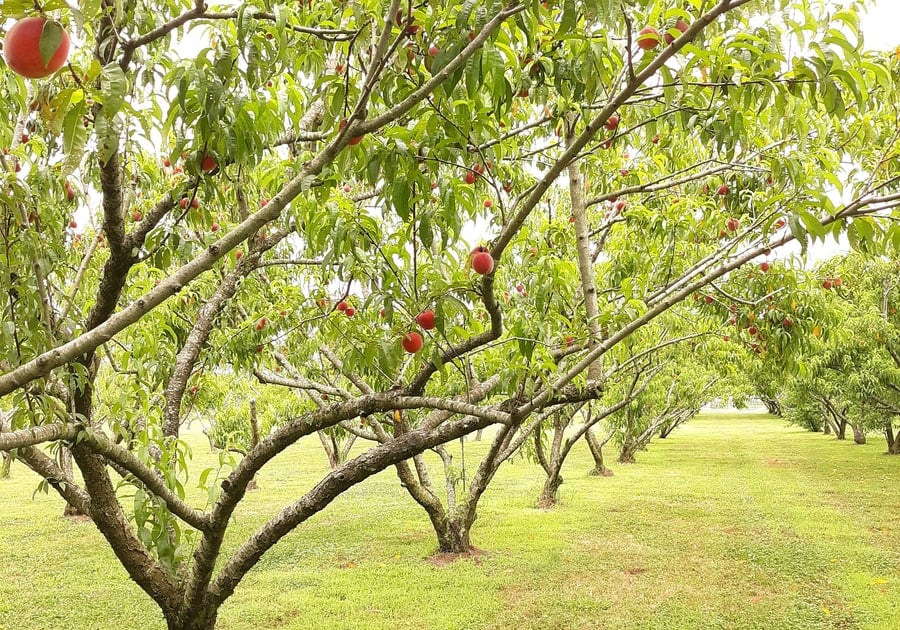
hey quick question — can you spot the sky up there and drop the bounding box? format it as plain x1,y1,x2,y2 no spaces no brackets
860,0,898,51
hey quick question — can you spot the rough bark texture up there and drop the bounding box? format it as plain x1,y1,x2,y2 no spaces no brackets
0,413,10,479
166,610,217,630
434,515,474,554
393,456,466,552
538,472,563,508
851,424,867,445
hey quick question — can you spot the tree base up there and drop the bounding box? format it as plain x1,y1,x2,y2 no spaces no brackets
537,495,558,509
588,466,614,477
427,547,486,567
537,474,563,509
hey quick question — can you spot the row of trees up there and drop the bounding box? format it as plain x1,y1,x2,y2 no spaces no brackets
750,253,900,452
1,0,898,628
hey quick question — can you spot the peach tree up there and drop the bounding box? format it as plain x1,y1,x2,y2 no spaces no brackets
780,253,900,451
2,0,900,628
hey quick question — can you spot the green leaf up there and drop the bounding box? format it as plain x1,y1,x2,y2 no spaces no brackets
455,0,477,31
392,179,410,221
101,63,128,117
419,215,434,248
555,0,577,39
39,21,65,69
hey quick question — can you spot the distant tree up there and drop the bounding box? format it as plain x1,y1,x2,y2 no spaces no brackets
781,253,899,451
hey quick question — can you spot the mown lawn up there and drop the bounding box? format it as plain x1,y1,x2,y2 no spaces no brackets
1,411,897,629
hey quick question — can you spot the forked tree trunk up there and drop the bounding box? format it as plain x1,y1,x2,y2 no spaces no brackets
536,414,568,508
761,397,781,416
836,418,847,440
317,430,342,469
851,424,866,445
393,450,477,554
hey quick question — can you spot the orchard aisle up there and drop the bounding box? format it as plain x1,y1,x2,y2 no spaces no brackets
0,413,897,629
533,412,900,630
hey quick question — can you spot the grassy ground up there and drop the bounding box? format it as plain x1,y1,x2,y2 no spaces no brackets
0,411,897,629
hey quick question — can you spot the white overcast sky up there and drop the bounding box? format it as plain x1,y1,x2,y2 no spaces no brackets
861,0,898,51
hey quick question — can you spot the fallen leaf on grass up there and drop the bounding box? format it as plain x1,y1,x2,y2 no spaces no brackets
868,578,888,585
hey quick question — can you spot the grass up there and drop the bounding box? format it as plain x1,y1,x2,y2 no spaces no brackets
1,411,898,629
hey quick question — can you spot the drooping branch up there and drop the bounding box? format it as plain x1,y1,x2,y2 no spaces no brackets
359,4,526,135
0,4,518,400
514,187,894,419
583,141,785,210
80,429,211,531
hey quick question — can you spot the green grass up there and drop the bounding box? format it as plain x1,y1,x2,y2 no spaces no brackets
1,412,898,629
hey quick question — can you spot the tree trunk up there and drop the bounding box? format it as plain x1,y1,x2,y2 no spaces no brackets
538,471,563,509
851,424,866,445
584,428,613,476
823,421,831,435
247,400,259,491
166,609,218,630
474,428,483,441
886,426,900,455
762,397,781,416
618,442,637,464
59,448,88,517
536,415,567,508
433,514,474,554
0,413,11,478
316,430,341,469
835,418,847,440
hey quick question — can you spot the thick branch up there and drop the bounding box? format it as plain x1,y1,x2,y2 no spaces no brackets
209,411,496,605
